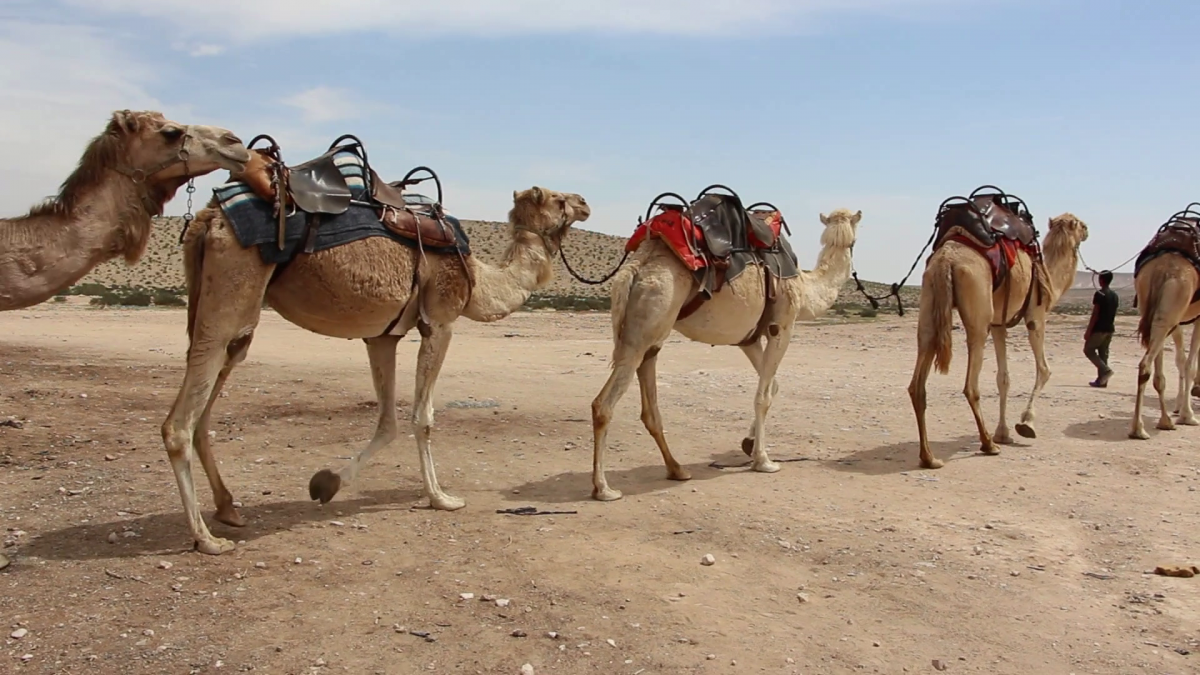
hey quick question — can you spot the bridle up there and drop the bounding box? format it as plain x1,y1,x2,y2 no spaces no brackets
110,125,197,223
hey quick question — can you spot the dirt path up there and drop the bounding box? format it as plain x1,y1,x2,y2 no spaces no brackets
1,303,1197,674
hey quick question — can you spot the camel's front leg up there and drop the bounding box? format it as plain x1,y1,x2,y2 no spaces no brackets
1131,330,1169,439
636,346,690,481
1179,324,1200,425
739,340,779,455
309,336,402,504
990,326,1014,444
963,322,999,455
412,322,463,510
1154,347,1175,431
590,345,643,502
1015,318,1051,439
746,326,792,473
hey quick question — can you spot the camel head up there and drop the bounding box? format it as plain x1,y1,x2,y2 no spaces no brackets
108,110,251,185
1047,212,1089,246
817,208,863,250
508,186,591,250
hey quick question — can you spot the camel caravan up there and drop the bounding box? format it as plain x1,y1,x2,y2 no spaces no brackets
4,109,1200,554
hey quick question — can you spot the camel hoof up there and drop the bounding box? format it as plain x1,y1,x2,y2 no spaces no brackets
1157,419,1176,431
195,537,236,556
667,467,692,481
592,487,623,502
1178,415,1200,426
308,469,342,505
752,460,781,474
980,443,1001,456
741,437,754,456
993,433,1015,446
429,494,466,511
1129,429,1150,440
1015,423,1036,439
215,506,246,528
920,457,944,470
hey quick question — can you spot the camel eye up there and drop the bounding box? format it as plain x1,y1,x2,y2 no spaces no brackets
160,127,184,142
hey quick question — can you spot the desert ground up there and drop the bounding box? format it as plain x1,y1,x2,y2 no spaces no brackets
1,301,1197,675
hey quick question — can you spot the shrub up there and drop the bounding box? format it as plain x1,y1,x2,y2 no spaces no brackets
119,291,153,307
52,295,67,303
858,307,878,318
152,290,186,307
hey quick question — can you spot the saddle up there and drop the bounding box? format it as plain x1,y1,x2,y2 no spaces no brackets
626,185,799,345
930,185,1044,328
234,134,461,253
1134,205,1200,311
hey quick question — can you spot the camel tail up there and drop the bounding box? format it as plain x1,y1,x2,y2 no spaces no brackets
1137,268,1165,349
924,259,956,375
609,254,642,345
182,218,208,341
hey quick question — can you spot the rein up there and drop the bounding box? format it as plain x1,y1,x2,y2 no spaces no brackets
851,225,940,316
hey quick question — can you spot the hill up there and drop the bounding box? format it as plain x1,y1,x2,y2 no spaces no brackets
74,217,1111,315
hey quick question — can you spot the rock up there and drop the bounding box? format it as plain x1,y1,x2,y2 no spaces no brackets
797,593,810,604
932,659,948,671
701,554,716,566
157,561,173,570
546,631,558,639
495,598,511,608
143,629,155,637
104,454,117,461
460,593,475,601
511,629,527,638
11,627,28,639
254,562,267,569
606,639,617,647
107,532,119,544
0,554,9,570
520,665,535,675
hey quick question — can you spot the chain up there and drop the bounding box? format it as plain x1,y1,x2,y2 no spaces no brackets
177,178,197,244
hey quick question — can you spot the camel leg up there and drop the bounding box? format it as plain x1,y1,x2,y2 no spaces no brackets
739,340,779,456
636,347,690,481
990,326,1014,445
1154,347,1175,431
591,342,648,502
161,240,271,555
1170,327,1185,415
1014,318,1051,439
746,325,791,473
1131,328,1170,439
411,322,464,511
308,336,402,504
907,347,940,469
193,346,251,528
963,321,1000,456
1179,324,1200,425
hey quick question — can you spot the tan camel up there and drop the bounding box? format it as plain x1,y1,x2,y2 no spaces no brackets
589,208,861,500
907,213,1089,469
1129,256,1200,439
162,185,590,554
0,110,250,311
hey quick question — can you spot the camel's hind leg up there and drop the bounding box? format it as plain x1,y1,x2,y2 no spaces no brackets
744,324,791,473
636,346,690,481
1178,324,1200,425
194,344,252,528
161,225,273,555
1014,316,1051,439
739,340,779,455
308,336,402,504
908,347,939,469
1153,347,1174,431
411,322,464,511
990,326,1014,444
1131,327,1172,439
962,316,1000,456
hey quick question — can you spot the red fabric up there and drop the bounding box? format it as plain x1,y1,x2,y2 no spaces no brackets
944,234,1036,281
748,210,783,249
626,209,708,271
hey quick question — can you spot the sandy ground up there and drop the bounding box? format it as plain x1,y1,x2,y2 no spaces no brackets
1,301,1198,675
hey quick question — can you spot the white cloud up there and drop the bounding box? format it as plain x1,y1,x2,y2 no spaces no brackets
64,0,1001,40
189,43,224,57
281,86,389,125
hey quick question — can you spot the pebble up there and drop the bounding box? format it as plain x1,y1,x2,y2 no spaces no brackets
511,629,527,638
104,454,117,461
546,632,558,639
701,554,716,566
606,639,617,647
254,562,267,569
495,598,511,608
157,561,173,570
11,628,28,639
460,593,475,601
797,593,810,604
520,665,535,675
107,532,119,544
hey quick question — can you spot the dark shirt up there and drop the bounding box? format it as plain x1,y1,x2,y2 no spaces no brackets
1092,287,1119,333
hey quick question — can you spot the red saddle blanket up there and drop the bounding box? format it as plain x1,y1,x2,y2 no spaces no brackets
626,208,783,269
939,232,1034,289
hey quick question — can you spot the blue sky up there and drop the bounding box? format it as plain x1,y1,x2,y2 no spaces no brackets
2,0,1197,281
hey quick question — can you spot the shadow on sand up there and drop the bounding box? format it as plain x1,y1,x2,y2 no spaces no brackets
20,488,419,562
824,433,998,476
502,458,738,505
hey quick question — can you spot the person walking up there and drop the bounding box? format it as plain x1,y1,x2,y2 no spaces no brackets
1084,270,1119,387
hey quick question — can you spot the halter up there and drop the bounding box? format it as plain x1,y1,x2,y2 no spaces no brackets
110,125,195,217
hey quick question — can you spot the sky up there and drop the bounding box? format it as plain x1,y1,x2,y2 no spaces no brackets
2,0,1198,281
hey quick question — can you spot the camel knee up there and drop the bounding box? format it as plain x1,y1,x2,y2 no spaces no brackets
591,398,611,429
161,420,190,460
226,331,254,364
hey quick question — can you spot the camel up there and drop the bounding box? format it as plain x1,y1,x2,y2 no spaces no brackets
590,207,862,501
162,182,590,554
0,110,250,311
907,212,1089,469
1129,248,1200,440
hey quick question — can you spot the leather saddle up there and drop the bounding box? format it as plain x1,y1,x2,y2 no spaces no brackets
934,185,1039,250
1134,204,1200,280
236,134,459,251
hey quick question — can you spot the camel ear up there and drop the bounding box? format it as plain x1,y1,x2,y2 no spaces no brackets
111,110,140,135
513,190,520,202
819,213,830,226
851,210,862,225
531,186,545,203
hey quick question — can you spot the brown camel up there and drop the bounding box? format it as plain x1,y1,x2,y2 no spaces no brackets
0,110,249,310
907,212,1089,469
590,207,861,500
1129,237,1200,439
162,183,590,554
